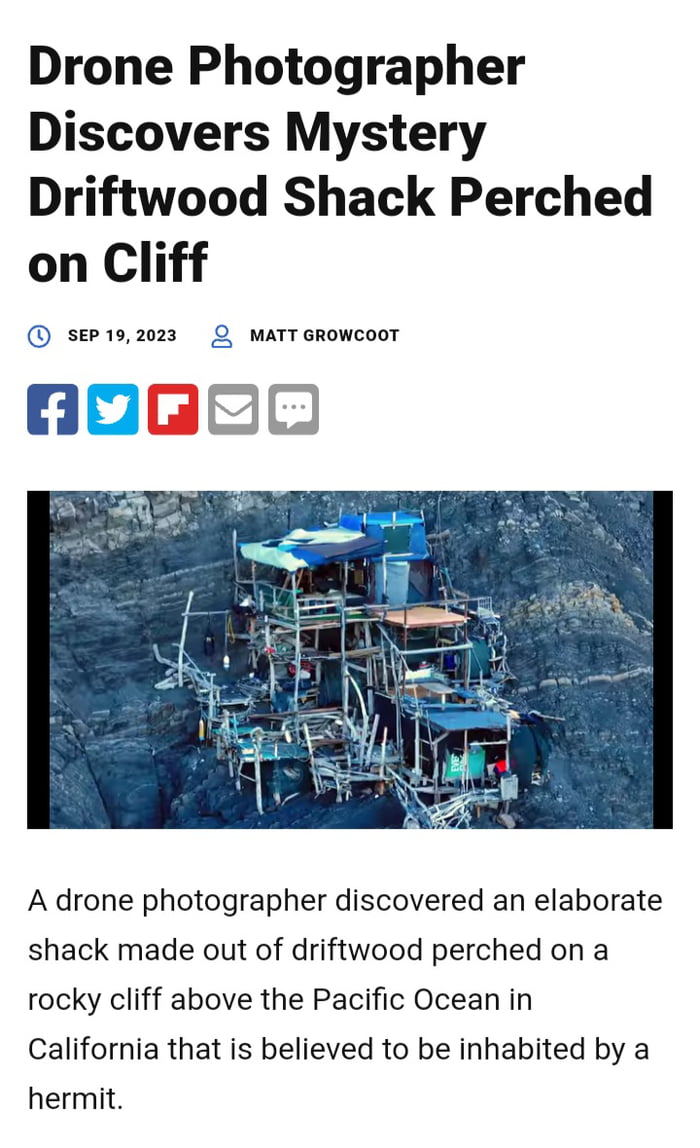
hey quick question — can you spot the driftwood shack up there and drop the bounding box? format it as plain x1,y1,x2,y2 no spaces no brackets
154,510,552,827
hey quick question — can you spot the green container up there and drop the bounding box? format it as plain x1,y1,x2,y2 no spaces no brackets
468,638,492,681
444,745,486,781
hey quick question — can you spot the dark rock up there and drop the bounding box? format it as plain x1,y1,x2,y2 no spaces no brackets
84,737,160,828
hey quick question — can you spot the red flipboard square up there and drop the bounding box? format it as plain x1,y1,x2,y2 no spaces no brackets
148,385,199,435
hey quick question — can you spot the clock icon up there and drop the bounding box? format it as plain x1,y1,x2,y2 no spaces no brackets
28,325,51,348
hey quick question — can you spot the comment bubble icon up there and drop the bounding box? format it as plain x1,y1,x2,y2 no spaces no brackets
268,385,319,435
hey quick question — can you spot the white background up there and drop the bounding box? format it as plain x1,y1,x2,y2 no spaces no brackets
3,2,696,1145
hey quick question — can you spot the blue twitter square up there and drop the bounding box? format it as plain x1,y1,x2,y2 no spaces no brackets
87,385,139,435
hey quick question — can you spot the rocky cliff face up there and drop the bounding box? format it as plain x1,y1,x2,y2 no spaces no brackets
48,491,654,829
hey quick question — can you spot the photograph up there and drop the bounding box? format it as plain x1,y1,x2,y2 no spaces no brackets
43,490,660,830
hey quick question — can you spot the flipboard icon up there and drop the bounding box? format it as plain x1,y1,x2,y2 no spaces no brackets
147,385,198,434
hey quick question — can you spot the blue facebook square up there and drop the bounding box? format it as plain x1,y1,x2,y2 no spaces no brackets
87,385,139,435
27,385,79,435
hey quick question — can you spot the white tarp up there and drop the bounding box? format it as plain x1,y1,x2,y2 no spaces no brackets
239,526,367,571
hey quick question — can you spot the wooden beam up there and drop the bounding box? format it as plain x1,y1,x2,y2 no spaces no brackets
254,741,263,815
178,590,194,687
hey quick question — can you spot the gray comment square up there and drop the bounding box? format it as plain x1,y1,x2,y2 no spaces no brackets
208,384,259,435
268,384,319,435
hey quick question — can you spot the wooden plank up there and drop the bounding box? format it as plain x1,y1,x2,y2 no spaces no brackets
178,590,194,688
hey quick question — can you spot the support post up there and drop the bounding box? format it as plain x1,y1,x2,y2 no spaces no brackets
208,673,215,741
365,713,380,770
254,740,263,815
414,713,421,778
380,636,389,692
341,604,348,730
264,620,276,698
178,590,194,688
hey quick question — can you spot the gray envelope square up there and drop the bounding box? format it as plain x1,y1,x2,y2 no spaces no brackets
208,385,259,434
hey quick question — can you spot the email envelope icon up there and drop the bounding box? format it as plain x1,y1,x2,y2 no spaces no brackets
208,385,259,435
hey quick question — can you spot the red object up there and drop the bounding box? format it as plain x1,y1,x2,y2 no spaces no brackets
494,758,508,775
148,385,198,435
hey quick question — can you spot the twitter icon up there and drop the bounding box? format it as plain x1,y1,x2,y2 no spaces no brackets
87,385,139,435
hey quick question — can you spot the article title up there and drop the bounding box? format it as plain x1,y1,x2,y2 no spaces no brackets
28,44,652,284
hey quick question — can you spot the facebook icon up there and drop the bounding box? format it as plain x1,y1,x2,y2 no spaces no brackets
27,385,79,435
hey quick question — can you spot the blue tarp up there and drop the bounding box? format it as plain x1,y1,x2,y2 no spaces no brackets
341,511,423,528
238,742,309,762
339,511,429,561
420,709,509,733
240,513,429,571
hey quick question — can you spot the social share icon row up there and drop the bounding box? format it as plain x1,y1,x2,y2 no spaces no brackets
26,384,319,435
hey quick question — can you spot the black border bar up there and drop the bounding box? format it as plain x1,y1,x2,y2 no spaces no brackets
27,491,51,828
652,491,672,828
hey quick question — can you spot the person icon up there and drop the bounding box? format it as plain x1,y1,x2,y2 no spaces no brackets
211,324,233,349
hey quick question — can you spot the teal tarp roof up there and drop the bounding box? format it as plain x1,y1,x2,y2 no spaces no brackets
240,526,383,571
422,709,509,733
